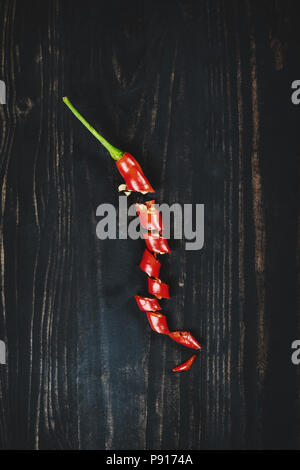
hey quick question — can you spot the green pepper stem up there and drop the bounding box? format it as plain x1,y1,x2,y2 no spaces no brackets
62,97,123,161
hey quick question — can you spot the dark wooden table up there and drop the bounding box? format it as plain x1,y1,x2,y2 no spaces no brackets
0,0,299,450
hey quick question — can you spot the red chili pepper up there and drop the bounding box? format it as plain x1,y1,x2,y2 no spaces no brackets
116,153,154,193
62,98,154,193
135,295,161,312
143,232,171,254
146,312,169,334
148,278,170,299
139,249,161,279
63,97,203,373
136,200,163,231
172,354,196,372
168,331,202,350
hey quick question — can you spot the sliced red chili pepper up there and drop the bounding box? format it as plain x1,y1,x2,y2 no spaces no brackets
148,278,170,299
143,232,171,254
172,354,196,372
135,201,163,232
168,331,202,350
116,153,154,193
135,295,161,312
63,98,203,373
146,312,169,334
139,249,161,278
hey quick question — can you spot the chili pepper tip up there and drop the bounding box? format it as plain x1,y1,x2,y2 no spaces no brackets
172,354,197,372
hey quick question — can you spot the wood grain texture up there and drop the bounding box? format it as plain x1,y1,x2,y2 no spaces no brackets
0,0,299,450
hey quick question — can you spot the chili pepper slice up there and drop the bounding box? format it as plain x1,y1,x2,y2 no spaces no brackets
62,98,154,193
146,312,169,334
116,153,154,193
135,295,161,312
143,232,171,254
148,278,170,299
139,249,161,279
135,201,163,232
172,354,197,372
168,331,202,350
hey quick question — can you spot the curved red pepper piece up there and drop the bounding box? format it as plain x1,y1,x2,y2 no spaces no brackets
148,278,170,299
168,331,202,350
135,295,161,312
139,249,161,279
143,232,171,254
136,201,163,232
116,153,154,193
146,312,169,334
172,354,197,372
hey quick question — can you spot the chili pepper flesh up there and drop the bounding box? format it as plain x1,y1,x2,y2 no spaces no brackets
135,295,161,312
168,331,202,350
173,354,197,372
139,249,161,279
116,153,154,193
143,232,171,254
148,278,170,299
135,201,163,231
146,312,169,335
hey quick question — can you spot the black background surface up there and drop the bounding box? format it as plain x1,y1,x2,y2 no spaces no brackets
0,0,299,450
